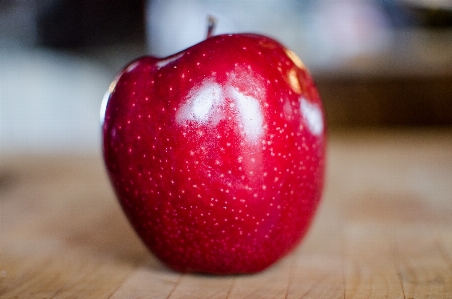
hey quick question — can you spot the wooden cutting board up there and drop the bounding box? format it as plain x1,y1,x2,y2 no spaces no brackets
1,128,452,298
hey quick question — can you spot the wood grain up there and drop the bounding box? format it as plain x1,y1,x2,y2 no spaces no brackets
1,128,452,298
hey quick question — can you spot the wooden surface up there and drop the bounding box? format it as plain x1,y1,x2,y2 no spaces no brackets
1,128,452,298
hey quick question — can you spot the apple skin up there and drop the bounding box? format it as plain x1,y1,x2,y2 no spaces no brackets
102,33,326,274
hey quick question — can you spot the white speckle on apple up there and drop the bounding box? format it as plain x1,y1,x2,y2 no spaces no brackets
228,86,264,144
156,53,184,68
300,97,324,136
283,99,293,120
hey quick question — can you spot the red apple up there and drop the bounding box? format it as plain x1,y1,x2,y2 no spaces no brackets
101,33,326,274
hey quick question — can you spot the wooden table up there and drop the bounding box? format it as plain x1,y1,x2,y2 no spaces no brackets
1,128,452,298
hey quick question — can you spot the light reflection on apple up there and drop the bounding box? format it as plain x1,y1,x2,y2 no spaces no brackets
228,85,264,144
301,97,324,136
176,80,265,144
176,81,223,125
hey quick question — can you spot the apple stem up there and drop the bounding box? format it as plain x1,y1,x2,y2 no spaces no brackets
206,15,217,38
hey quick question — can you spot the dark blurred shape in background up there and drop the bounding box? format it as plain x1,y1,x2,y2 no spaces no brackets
397,0,452,27
37,0,145,48
1,0,451,153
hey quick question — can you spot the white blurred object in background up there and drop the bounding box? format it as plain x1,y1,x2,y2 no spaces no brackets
146,0,391,70
0,47,111,154
146,0,294,56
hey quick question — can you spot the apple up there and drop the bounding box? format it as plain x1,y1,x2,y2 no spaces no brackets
101,32,326,274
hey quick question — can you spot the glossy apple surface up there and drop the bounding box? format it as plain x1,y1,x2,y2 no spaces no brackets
102,33,326,274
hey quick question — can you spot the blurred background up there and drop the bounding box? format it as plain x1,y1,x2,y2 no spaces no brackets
1,0,451,154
